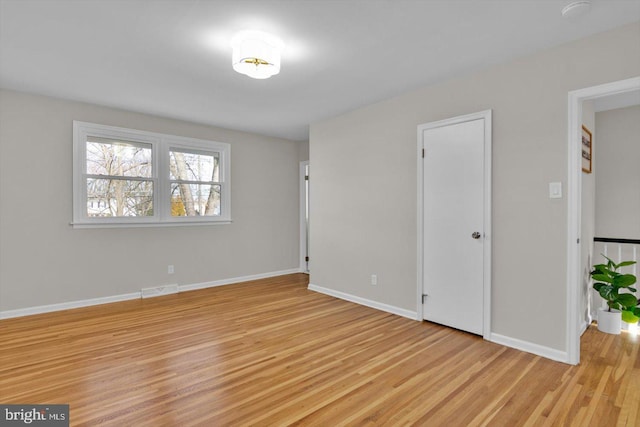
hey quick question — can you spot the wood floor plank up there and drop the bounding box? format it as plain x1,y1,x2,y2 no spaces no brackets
1,273,638,426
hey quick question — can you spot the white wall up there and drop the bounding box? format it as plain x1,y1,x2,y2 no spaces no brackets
0,90,301,313
309,22,640,354
298,140,309,162
595,105,640,239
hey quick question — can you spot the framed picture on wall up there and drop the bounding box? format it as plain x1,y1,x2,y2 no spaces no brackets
581,125,592,173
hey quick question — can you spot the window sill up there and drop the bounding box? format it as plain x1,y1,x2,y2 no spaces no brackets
70,219,232,229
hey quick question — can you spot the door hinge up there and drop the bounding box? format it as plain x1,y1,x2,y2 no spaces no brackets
422,148,425,158
577,238,580,244
422,294,428,303
305,175,309,181
305,256,309,262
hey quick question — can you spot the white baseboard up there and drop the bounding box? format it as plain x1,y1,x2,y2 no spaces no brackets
0,268,303,320
308,284,571,363
579,320,590,336
307,283,418,320
0,292,141,320
489,333,568,363
179,268,302,292
141,284,179,298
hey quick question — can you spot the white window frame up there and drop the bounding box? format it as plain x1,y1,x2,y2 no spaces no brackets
73,121,231,228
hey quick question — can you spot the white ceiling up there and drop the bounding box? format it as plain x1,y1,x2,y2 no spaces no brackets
1,0,639,141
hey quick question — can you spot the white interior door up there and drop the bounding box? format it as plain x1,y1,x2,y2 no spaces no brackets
420,114,490,335
300,161,309,273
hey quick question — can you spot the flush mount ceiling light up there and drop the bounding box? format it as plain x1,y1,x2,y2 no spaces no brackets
561,1,592,19
231,30,284,79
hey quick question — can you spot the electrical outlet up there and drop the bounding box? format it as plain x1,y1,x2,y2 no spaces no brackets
371,274,377,285
168,265,174,274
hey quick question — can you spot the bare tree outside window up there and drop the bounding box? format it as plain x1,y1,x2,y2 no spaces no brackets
169,150,220,217
85,138,153,217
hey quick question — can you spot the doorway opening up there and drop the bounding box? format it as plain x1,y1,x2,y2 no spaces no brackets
300,161,310,273
566,76,640,365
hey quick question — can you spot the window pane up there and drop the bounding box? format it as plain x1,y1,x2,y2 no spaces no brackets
170,183,220,216
170,150,219,182
87,138,152,178
87,178,153,217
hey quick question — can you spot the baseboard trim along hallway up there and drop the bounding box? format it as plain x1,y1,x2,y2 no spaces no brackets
0,268,302,319
308,283,418,320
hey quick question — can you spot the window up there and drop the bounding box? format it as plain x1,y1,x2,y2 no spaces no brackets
85,137,154,218
73,121,231,227
169,149,220,217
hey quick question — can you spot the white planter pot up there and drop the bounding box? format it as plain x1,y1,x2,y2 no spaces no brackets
597,308,621,335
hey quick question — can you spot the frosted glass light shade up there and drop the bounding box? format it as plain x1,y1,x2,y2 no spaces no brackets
231,31,284,79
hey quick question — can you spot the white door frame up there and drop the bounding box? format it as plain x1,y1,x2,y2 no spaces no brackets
299,160,309,273
416,110,492,339
566,76,640,365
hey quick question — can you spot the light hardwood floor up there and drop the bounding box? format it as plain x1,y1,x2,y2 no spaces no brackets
1,273,638,426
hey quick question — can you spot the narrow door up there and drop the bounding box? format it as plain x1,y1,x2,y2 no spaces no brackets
421,116,488,335
300,161,310,273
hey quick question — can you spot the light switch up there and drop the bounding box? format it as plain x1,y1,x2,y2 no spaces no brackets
549,182,562,199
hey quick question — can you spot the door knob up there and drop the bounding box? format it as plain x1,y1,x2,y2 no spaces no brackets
471,232,481,239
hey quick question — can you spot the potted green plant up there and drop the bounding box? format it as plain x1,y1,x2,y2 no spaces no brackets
591,255,638,334
626,300,640,325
